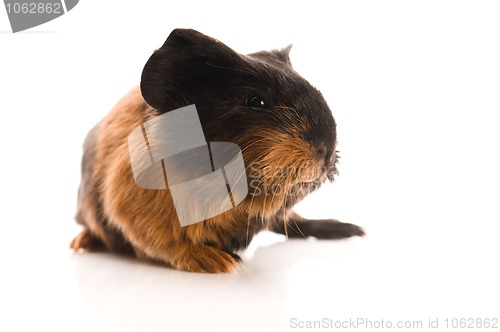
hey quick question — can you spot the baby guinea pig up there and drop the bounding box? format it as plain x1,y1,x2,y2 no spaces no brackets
70,28,364,273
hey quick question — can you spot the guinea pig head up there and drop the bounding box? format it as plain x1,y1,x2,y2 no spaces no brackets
140,28,337,219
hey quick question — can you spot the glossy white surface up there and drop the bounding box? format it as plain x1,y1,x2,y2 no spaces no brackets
1,1,499,331
1,223,498,332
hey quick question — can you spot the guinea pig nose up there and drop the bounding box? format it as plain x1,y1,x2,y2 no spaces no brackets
312,142,327,159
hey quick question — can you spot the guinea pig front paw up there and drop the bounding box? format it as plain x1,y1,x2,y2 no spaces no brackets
172,244,239,273
276,219,366,240
311,220,366,239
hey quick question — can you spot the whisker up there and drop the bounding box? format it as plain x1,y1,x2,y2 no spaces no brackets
282,199,288,239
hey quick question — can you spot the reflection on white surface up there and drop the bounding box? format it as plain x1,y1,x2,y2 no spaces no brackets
1,1,500,331
0,226,498,332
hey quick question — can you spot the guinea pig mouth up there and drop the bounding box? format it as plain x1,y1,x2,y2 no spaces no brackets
295,165,333,184
297,181,321,190
286,180,322,197
273,180,322,206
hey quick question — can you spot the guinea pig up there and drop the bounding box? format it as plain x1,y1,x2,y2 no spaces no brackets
70,28,364,273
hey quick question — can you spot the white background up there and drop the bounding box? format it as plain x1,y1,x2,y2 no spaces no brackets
1,1,499,331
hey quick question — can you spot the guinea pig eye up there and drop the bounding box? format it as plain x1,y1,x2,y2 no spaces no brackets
247,96,266,110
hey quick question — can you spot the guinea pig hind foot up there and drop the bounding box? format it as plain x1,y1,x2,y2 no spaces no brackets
70,228,105,252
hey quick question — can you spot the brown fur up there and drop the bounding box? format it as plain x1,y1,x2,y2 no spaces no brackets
71,29,364,273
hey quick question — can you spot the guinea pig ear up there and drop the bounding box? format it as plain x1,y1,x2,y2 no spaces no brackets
249,45,293,69
140,28,245,110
